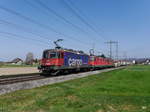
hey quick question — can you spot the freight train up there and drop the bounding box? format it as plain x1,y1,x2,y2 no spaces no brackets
38,48,114,75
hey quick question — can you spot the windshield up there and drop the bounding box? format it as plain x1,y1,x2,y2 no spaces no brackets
43,51,58,59
49,52,57,58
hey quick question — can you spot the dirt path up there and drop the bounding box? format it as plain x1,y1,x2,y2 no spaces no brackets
0,67,39,76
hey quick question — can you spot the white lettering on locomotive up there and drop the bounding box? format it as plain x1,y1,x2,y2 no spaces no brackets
68,58,83,66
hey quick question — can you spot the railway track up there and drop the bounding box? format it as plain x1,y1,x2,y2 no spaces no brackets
0,73,46,85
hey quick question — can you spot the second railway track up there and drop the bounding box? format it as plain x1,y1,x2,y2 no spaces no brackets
0,73,45,85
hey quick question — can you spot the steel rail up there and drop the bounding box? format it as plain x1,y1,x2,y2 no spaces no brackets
0,74,45,85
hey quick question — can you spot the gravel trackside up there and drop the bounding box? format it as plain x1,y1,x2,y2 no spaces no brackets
0,67,39,76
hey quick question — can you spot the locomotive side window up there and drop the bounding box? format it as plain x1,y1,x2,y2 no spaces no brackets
43,51,48,58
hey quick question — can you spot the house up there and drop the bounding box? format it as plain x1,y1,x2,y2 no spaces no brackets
11,58,23,65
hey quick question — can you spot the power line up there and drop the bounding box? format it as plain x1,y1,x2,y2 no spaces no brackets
0,5,90,46
62,0,106,41
1,36,49,48
0,5,61,34
24,0,94,46
0,31,49,46
0,34,48,47
0,19,51,41
0,19,90,49
66,0,109,40
28,0,92,36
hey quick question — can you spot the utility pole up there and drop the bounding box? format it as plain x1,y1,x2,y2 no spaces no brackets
105,40,118,60
116,41,119,60
92,43,95,55
123,51,127,60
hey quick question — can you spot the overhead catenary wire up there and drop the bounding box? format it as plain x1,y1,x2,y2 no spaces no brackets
0,19,84,48
0,31,49,45
0,35,48,47
0,5,61,34
66,0,109,40
0,30,86,51
0,19,52,41
24,0,94,47
0,5,91,47
62,0,116,56
26,0,92,37
61,0,106,41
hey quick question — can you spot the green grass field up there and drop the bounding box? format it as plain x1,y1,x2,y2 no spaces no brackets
0,65,150,112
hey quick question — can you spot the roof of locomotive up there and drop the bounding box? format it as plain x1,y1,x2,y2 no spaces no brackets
43,49,89,56
90,55,113,60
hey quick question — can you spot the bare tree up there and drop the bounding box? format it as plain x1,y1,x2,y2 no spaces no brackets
25,52,34,65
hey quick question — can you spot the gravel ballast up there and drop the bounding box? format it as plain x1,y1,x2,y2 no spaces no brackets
0,67,124,95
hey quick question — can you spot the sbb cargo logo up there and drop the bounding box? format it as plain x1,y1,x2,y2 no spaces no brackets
68,58,82,66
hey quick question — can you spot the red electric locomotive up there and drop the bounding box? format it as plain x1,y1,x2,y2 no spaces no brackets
38,49,89,75
89,55,114,70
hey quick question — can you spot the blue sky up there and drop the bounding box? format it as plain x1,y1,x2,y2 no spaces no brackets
0,0,150,61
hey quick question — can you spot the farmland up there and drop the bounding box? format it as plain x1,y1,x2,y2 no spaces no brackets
0,64,38,68
0,65,150,112
0,67,38,76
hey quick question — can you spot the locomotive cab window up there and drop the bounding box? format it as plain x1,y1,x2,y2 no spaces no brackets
49,52,57,58
43,51,58,59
